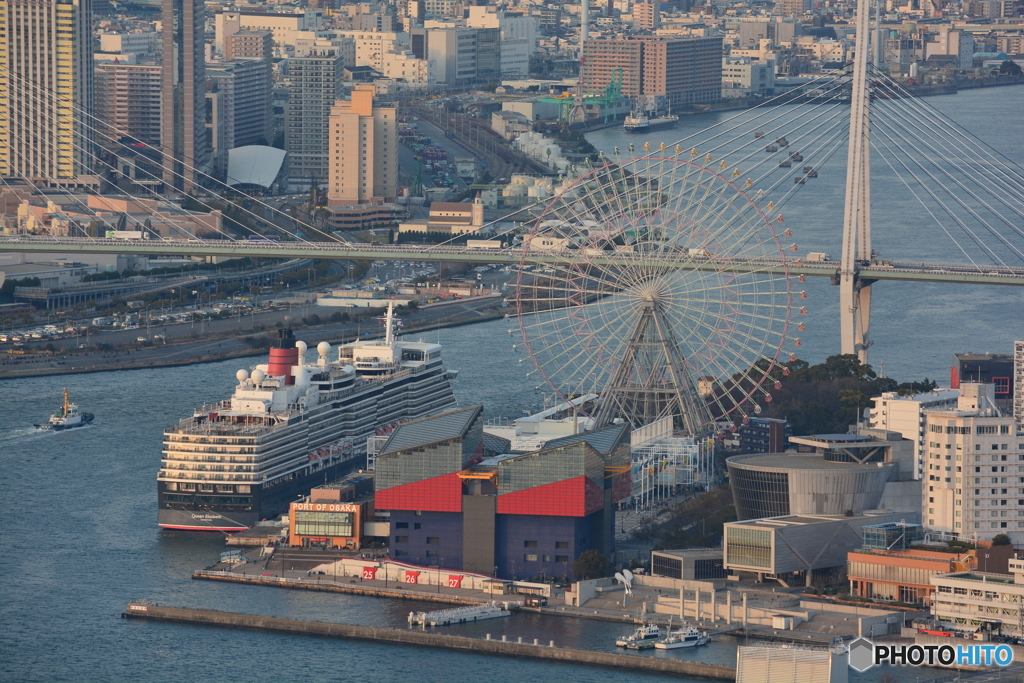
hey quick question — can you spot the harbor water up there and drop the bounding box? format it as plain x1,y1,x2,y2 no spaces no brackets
1,86,1021,682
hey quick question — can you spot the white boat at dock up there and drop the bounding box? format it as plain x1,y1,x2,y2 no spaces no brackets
409,601,512,627
654,626,710,649
616,623,660,647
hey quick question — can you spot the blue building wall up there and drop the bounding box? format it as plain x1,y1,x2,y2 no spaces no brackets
389,510,463,569
495,513,599,582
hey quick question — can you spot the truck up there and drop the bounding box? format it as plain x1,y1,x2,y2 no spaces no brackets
687,248,710,258
805,252,830,262
455,158,477,180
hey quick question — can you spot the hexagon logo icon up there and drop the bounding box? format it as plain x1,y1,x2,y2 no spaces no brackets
848,637,875,672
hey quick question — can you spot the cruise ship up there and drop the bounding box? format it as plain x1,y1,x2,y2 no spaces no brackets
157,306,457,531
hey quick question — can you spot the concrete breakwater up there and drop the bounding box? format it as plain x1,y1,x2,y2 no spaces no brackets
123,602,737,681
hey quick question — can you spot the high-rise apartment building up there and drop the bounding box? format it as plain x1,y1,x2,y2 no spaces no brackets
286,42,345,190
1015,341,1024,428
633,1,660,30
225,30,273,61
162,0,209,190
208,58,274,149
774,0,811,18
223,31,274,148
328,85,396,205
582,36,723,107
0,0,94,182
922,383,1024,543
96,63,163,145
205,67,235,178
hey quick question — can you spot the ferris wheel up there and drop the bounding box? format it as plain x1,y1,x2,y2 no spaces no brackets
514,151,797,434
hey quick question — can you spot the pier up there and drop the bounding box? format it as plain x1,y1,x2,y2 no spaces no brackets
123,602,736,681
193,570,482,606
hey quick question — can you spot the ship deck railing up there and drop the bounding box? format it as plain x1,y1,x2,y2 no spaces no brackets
168,413,297,436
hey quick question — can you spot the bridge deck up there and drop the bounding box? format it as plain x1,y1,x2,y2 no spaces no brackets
1,237,1022,286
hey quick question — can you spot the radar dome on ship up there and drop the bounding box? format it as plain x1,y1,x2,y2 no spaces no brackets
251,369,266,384
295,340,308,356
235,369,249,382
317,341,331,356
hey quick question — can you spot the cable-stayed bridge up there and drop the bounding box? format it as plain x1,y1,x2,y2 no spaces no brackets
1,0,1022,370
1,235,1022,287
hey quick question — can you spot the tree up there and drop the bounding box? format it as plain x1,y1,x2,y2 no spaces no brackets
573,549,608,580
999,60,1022,76
992,534,1012,546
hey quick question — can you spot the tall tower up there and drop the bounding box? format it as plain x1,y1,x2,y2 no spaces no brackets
328,85,397,205
161,0,209,191
0,0,94,182
839,0,873,363
285,42,344,191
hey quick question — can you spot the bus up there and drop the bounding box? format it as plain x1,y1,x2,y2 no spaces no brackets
247,235,281,243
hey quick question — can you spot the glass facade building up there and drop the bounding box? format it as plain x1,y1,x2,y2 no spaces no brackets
725,526,772,569
727,453,894,520
729,468,790,520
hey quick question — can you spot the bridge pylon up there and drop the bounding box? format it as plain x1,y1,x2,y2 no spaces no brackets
839,0,873,364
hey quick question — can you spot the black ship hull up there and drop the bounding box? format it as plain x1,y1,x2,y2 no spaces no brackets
158,455,363,531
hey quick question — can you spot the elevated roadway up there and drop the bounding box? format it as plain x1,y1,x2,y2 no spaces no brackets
2,236,1022,286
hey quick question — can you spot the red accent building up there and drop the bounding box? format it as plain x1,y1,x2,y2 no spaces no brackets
375,406,631,581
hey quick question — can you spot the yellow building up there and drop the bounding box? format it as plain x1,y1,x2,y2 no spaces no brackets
0,0,94,182
398,199,484,236
328,84,397,205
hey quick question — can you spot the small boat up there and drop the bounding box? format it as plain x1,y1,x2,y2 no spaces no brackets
36,388,94,431
409,601,511,627
654,626,710,650
616,622,660,647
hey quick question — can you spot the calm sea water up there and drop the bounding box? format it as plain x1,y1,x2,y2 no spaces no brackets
586,87,1024,382
1,87,1021,682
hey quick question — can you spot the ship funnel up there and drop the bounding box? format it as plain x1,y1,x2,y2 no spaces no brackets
268,327,298,385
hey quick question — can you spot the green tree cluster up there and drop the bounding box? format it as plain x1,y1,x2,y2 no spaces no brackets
728,354,937,436
573,549,608,580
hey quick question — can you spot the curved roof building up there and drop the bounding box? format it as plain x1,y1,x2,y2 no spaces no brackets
727,453,894,521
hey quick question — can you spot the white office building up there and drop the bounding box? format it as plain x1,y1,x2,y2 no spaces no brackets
721,55,776,98
922,383,1024,543
870,388,960,479
467,6,538,77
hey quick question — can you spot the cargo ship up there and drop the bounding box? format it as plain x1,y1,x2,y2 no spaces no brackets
157,305,457,531
623,110,679,133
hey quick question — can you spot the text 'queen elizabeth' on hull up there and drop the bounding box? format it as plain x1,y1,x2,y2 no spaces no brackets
158,305,457,531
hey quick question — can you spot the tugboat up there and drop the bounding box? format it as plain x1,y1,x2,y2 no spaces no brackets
36,388,93,430
654,625,711,649
616,623,660,647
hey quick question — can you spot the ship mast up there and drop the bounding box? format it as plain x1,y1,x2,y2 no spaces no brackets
63,388,69,416
384,302,395,345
